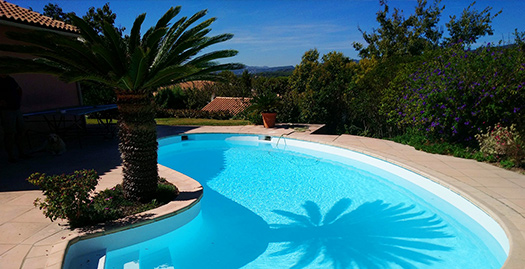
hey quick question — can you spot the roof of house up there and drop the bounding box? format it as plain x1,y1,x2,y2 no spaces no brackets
0,0,78,33
201,97,252,115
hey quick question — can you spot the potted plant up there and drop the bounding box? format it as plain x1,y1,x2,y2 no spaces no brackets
248,91,281,128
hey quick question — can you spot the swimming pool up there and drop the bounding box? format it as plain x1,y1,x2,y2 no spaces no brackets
65,133,509,268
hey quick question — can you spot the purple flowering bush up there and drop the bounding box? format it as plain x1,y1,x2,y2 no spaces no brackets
397,43,525,145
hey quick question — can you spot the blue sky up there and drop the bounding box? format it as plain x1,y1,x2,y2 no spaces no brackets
11,0,525,67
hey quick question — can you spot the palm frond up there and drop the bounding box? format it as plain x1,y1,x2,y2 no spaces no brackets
154,6,181,29
0,57,65,76
100,22,127,74
3,31,107,77
70,15,102,44
144,27,168,53
168,9,208,50
160,32,234,68
127,47,149,90
117,75,135,92
142,65,196,89
151,16,188,67
61,72,117,86
129,13,146,53
176,17,215,45
0,5,238,92
182,9,208,31
180,63,244,83
187,50,239,67
142,7,179,48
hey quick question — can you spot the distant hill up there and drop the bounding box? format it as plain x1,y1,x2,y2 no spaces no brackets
231,65,295,77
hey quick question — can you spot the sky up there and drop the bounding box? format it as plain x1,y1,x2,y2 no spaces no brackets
9,0,525,67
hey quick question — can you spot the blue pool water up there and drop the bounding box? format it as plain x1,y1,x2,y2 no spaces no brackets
102,134,507,268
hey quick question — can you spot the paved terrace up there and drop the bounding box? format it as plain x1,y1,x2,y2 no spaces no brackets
0,124,524,268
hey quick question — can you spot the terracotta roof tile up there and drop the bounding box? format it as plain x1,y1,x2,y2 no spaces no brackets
201,97,252,115
0,0,77,33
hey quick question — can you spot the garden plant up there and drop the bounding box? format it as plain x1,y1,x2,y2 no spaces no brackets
27,169,179,228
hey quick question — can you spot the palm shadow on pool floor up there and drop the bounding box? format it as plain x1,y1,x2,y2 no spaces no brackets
150,196,453,268
268,199,453,268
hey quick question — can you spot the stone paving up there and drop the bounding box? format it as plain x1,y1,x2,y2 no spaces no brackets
0,124,524,268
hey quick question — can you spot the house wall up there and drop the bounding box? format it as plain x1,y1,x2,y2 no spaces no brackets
0,24,81,155
0,24,81,113
12,73,80,113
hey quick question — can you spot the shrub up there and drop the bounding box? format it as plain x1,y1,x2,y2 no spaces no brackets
278,90,301,123
156,108,233,120
81,82,116,106
348,56,422,137
28,170,179,228
27,169,99,227
392,128,479,158
288,50,356,133
397,43,525,145
476,123,524,165
155,86,187,110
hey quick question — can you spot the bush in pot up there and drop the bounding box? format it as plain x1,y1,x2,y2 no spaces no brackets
247,90,281,128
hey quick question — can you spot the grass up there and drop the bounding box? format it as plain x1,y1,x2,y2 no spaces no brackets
155,118,251,126
86,117,251,126
391,132,524,172
391,132,480,159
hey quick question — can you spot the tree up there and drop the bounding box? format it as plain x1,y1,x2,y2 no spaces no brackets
353,0,444,58
82,3,125,35
303,51,355,131
288,50,355,132
0,7,241,201
42,3,124,107
514,29,525,50
444,1,501,46
42,3,75,24
208,71,251,98
288,49,320,93
240,70,253,96
354,0,502,58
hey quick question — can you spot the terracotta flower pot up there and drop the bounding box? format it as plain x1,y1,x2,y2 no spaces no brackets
261,112,277,128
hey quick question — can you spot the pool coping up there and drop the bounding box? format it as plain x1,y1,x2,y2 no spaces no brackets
2,125,523,268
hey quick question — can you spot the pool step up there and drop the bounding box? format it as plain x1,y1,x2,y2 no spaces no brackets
259,135,272,141
97,255,105,269
67,249,106,269
104,247,174,268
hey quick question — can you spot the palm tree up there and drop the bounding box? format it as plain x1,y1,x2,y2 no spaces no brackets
0,7,242,201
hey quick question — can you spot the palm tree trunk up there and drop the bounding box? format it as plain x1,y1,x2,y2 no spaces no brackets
116,91,158,201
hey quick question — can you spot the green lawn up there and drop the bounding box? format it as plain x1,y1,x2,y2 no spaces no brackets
86,118,251,126
155,118,251,126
